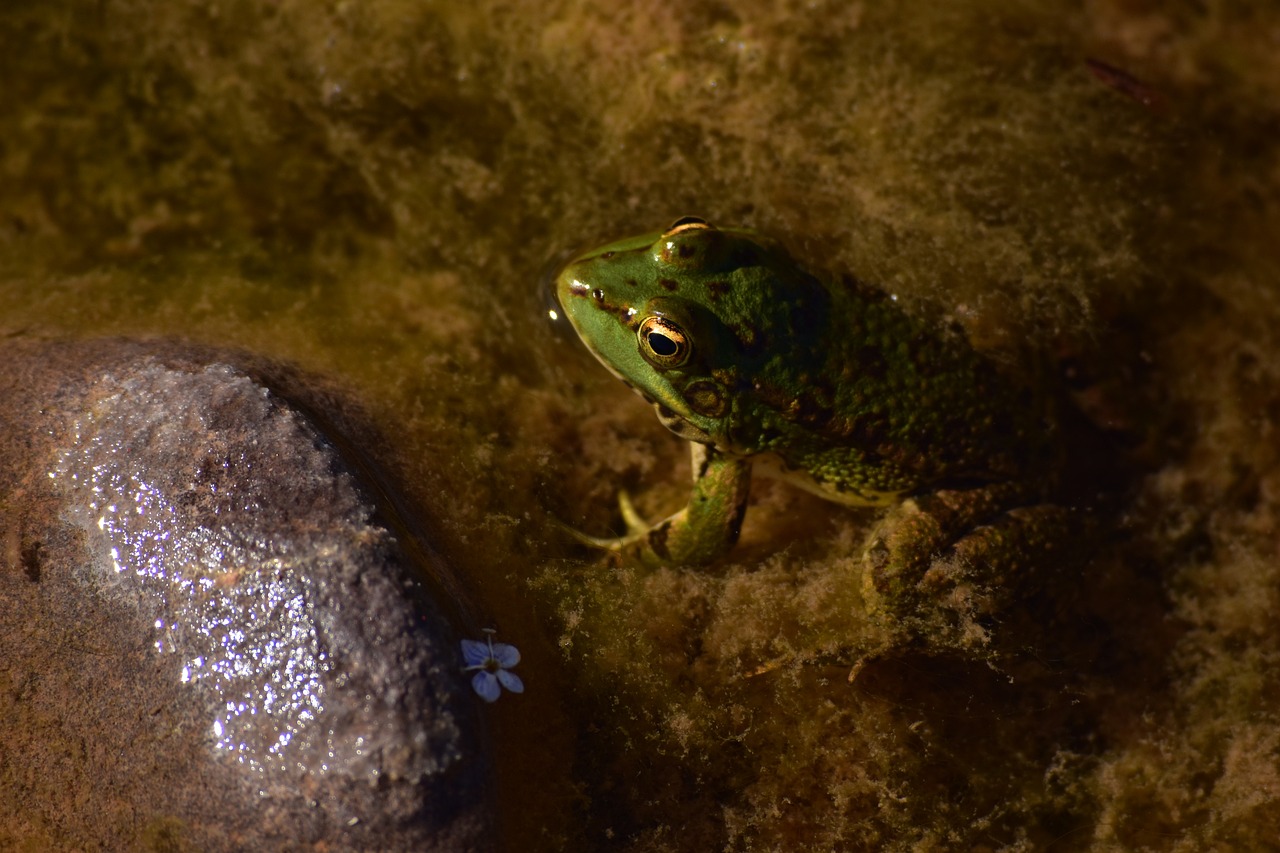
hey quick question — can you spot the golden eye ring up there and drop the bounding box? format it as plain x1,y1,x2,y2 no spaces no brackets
663,216,712,237
637,316,691,368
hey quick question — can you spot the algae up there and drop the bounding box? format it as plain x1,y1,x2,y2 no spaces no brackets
1,0,1278,849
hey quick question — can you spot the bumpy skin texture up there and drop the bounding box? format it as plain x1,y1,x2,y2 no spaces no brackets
555,218,1066,619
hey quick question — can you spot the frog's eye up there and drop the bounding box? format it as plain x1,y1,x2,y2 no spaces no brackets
637,316,692,369
655,219,727,270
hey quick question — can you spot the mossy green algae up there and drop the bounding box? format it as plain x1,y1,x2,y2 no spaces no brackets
0,0,1277,850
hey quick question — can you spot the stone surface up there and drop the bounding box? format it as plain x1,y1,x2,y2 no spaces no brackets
0,339,492,852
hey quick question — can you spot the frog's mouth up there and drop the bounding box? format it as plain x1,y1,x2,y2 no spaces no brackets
650,400,714,445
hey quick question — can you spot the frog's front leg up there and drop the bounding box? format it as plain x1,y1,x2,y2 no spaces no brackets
860,483,1085,630
579,443,752,567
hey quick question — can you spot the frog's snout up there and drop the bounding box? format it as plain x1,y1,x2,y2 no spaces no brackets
538,251,576,336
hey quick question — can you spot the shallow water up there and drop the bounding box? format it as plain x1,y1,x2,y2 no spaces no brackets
4,0,1280,850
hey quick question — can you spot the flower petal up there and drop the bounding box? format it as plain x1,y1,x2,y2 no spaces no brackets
491,642,521,669
471,671,501,703
461,639,490,668
496,669,524,694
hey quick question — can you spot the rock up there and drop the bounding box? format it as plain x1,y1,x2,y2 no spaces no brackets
0,339,492,852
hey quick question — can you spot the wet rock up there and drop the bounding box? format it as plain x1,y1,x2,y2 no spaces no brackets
0,339,492,852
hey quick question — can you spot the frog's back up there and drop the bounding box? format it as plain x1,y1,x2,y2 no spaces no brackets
723,268,1060,504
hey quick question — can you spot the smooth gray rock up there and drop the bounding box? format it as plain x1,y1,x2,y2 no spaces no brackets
0,339,492,851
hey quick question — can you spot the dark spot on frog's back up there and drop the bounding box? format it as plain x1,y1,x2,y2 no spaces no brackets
706,281,730,300
678,244,695,259
794,390,835,428
856,345,887,380
659,279,679,291
734,322,766,355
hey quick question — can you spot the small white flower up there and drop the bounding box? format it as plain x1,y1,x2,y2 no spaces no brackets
461,629,524,703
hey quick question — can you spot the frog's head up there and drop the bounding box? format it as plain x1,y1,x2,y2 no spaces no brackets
553,218,817,447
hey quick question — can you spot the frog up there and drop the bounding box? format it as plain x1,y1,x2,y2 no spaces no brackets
552,217,1080,623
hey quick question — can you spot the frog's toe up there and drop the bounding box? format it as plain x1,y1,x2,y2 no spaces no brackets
615,490,653,537
861,535,891,573
860,535,904,609
859,507,945,615
551,515,642,553
549,488,646,547
860,542,933,618
554,513,683,568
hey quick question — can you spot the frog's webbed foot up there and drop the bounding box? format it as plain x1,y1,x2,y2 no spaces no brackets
559,445,752,567
861,485,1093,647
554,490,653,552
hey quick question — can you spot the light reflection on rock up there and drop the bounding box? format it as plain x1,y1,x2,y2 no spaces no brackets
54,365,345,778
0,341,492,851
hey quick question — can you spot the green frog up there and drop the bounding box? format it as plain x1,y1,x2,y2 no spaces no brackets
553,217,1077,620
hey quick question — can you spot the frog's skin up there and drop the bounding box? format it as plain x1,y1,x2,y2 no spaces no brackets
554,217,1072,619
